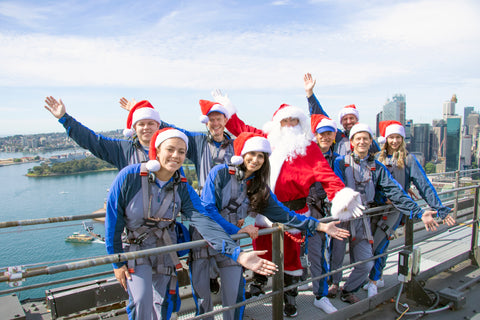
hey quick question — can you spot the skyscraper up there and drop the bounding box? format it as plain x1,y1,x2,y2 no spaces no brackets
443,94,457,119
412,124,431,161
446,116,461,171
382,94,406,125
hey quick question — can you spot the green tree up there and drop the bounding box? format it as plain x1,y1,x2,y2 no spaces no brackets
424,162,436,174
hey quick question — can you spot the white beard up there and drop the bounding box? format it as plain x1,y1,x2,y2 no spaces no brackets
267,125,312,191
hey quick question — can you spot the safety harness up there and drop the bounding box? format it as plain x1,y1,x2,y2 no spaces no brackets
344,154,376,243
190,165,248,265
125,163,186,294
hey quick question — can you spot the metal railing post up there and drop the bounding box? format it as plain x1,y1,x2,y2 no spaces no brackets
271,223,284,320
471,187,480,267
454,170,460,219
405,213,433,305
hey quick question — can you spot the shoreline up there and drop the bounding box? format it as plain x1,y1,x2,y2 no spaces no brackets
26,168,118,178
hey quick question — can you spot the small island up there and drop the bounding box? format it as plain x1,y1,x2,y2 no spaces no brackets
27,157,117,177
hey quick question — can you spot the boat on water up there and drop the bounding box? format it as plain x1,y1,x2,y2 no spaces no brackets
65,232,94,243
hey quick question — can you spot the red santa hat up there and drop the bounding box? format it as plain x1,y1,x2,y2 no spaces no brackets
230,132,272,165
349,123,373,139
263,103,308,134
310,114,337,134
123,100,161,137
378,120,405,144
145,128,189,172
338,104,359,125
198,100,230,124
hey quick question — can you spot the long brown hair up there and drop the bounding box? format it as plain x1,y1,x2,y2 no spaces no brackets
378,139,408,169
240,153,271,212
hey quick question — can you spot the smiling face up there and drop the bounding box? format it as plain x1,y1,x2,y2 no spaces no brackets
341,114,358,131
243,151,265,177
386,134,404,153
156,137,186,178
316,131,336,153
134,119,160,147
350,131,372,158
206,111,228,142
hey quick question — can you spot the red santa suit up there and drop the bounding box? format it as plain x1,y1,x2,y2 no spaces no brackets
226,106,345,274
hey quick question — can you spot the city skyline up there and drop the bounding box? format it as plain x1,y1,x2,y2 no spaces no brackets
1,0,479,136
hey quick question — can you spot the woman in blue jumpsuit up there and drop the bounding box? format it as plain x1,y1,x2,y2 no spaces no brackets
105,128,278,320
195,132,352,319
363,120,455,297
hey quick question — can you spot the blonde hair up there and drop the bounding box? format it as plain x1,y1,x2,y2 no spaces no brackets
378,139,408,169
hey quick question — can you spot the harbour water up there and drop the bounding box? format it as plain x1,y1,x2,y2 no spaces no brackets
0,150,119,300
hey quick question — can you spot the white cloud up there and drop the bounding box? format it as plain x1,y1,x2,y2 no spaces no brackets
0,0,479,135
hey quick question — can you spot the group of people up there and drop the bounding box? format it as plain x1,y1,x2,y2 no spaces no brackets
43,72,455,319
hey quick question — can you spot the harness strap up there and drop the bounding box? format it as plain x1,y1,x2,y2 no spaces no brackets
140,163,150,219
136,146,148,163
154,228,182,294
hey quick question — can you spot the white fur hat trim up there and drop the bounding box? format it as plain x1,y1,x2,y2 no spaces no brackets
131,108,161,128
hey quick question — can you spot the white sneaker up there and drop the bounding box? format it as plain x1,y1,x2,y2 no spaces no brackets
297,282,312,291
376,278,384,288
367,282,378,298
314,296,337,314
363,279,384,290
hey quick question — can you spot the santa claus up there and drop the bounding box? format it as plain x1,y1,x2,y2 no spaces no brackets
213,92,363,317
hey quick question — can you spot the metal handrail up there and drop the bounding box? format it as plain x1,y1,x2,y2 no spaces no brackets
1,183,479,319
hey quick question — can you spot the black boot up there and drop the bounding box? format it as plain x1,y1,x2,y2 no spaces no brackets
245,272,268,299
283,273,300,317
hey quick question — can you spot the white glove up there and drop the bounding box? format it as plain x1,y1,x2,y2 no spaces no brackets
211,89,237,117
348,192,365,218
331,188,365,221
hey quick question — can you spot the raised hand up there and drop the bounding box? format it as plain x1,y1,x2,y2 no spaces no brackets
119,97,137,112
44,96,66,119
303,73,316,98
421,210,440,231
211,89,237,116
237,250,278,276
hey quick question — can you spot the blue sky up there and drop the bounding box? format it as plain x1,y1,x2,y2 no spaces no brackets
0,0,479,136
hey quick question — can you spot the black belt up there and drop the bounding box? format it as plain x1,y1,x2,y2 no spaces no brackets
282,198,307,211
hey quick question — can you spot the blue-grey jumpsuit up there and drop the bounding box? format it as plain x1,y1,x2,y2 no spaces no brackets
105,164,242,320
196,164,322,319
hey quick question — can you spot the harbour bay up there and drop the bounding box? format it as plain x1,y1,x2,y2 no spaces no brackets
0,151,119,300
